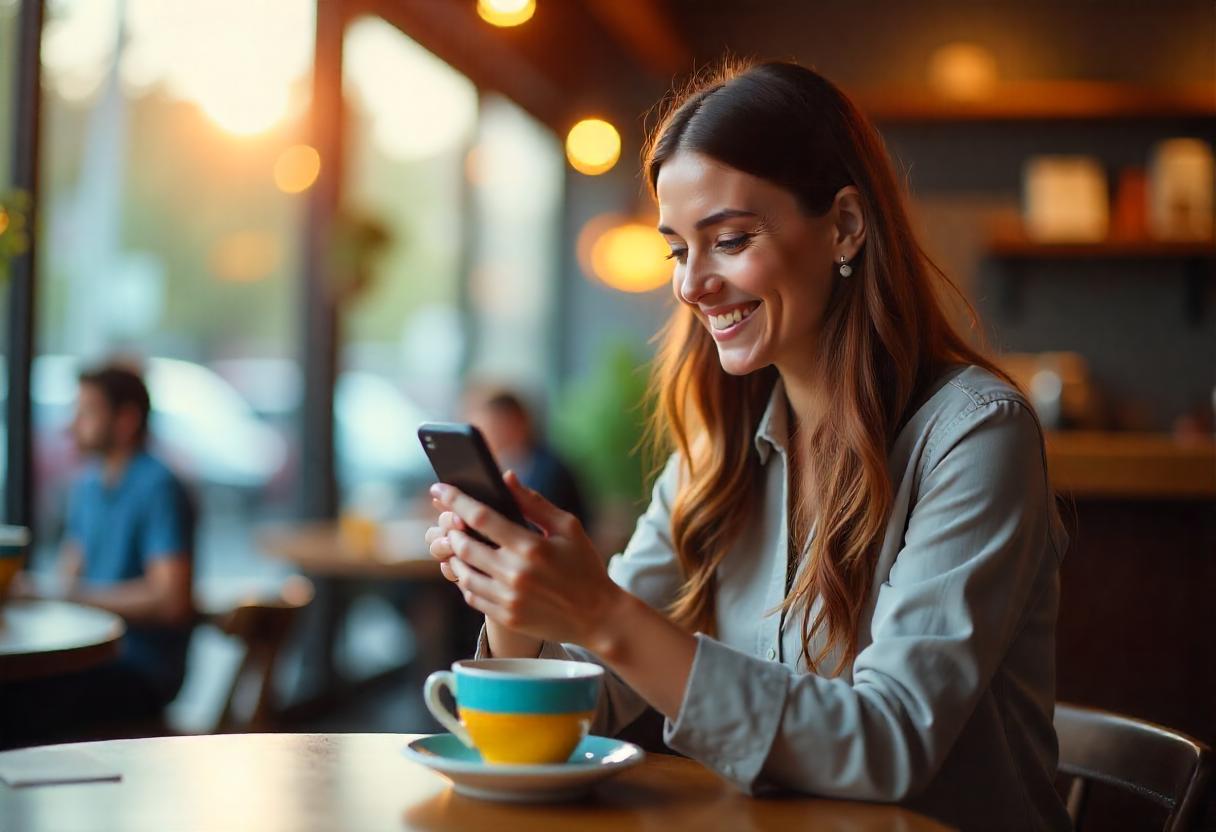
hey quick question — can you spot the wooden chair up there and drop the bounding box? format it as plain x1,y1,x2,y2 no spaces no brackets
204,576,315,733
1055,702,1213,831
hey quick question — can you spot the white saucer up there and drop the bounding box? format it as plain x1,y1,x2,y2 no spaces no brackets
402,733,645,803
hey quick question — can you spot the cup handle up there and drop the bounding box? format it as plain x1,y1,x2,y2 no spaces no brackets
423,671,475,749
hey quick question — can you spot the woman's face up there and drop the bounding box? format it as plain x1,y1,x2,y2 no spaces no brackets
656,151,839,378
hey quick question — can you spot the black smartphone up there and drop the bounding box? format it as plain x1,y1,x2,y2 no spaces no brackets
418,421,530,547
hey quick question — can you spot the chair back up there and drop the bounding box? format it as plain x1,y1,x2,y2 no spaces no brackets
1055,702,1213,831
207,576,314,733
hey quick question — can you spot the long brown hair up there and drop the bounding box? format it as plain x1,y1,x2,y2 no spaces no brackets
643,60,1014,674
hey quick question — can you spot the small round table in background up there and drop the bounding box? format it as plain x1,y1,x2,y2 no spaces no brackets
0,599,125,682
0,733,952,832
258,520,443,581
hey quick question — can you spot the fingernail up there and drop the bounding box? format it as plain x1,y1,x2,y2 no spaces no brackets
429,484,442,497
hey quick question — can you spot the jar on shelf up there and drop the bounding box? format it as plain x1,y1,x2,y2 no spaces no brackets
1148,138,1214,241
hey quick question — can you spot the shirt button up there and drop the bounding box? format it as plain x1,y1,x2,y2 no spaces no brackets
766,647,776,660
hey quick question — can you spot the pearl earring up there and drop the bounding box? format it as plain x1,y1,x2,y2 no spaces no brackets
838,255,853,278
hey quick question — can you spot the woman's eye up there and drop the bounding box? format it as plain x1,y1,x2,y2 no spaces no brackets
716,234,752,252
665,248,688,263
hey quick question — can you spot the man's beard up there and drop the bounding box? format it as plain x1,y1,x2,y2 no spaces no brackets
76,427,117,456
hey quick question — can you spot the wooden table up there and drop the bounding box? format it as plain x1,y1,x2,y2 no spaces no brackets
0,733,950,832
258,520,443,580
0,600,125,682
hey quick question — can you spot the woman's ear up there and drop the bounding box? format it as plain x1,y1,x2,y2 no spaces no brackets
831,186,866,258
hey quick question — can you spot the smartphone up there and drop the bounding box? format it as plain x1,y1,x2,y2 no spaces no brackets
418,421,530,547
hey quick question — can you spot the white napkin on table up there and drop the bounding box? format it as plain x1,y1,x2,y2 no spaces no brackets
0,746,121,788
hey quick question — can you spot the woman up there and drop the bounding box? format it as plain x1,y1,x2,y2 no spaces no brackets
427,60,1070,831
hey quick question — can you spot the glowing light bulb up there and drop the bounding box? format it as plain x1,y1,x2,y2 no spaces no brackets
579,216,671,293
566,118,620,176
928,42,998,102
477,0,535,28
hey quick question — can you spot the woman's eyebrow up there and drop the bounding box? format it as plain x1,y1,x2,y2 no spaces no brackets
657,208,758,235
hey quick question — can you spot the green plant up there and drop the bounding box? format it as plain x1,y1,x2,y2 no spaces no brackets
0,190,31,281
328,209,392,303
552,340,655,510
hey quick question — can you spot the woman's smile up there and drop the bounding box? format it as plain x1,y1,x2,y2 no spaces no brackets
704,301,762,339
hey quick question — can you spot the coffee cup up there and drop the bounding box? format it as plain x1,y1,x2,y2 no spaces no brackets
423,658,603,765
0,525,31,604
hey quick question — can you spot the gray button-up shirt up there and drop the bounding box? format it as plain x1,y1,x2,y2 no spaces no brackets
477,365,1071,831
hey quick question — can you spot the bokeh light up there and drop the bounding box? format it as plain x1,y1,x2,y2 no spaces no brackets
927,42,998,102
565,118,621,176
344,17,478,160
210,230,281,282
578,215,671,293
274,145,322,193
40,0,118,101
41,0,315,133
477,0,536,28
128,0,313,135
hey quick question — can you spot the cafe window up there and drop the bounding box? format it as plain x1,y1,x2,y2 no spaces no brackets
339,17,563,510
339,16,476,509
32,0,313,577
466,93,564,393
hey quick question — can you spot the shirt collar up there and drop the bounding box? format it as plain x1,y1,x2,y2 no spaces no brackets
753,376,789,464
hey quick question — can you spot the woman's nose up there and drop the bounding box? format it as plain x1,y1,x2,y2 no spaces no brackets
678,256,722,305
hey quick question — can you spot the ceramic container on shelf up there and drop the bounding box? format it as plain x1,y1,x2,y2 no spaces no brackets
1022,155,1109,242
1148,138,1215,241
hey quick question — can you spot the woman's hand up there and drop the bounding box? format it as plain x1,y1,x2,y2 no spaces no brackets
424,506,465,584
429,471,626,650
426,489,543,658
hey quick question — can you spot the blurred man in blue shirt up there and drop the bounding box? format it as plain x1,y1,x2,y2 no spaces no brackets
1,365,194,747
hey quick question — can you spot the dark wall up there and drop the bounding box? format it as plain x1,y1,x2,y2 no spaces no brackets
672,0,1213,87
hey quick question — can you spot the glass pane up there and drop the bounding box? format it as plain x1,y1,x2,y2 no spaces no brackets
34,0,314,585
466,93,563,390
339,16,478,507
0,0,19,517
0,0,15,183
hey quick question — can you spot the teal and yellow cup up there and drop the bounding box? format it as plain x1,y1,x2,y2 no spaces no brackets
423,658,603,765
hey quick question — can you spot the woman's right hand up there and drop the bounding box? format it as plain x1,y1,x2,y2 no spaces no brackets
427,495,544,659
425,503,465,583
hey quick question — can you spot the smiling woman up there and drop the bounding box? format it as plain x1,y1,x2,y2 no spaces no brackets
428,59,1071,832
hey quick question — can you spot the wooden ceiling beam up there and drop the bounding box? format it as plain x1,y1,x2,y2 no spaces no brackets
582,0,693,79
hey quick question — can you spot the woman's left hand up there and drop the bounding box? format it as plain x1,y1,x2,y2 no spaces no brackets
429,471,624,649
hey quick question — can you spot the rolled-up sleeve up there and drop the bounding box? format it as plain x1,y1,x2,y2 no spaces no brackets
663,398,1061,800
474,454,686,736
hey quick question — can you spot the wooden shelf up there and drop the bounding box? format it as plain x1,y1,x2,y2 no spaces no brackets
984,228,1213,324
987,233,1216,260
857,81,1216,123
1045,431,1216,499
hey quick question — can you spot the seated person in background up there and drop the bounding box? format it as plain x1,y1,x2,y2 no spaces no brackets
464,388,591,530
1,365,194,747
